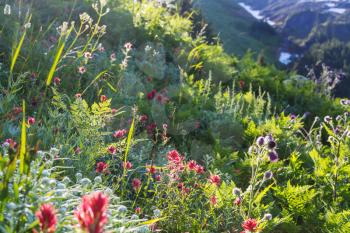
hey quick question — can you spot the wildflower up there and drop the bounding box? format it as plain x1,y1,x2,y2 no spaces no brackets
290,114,296,120
110,53,116,62
264,171,273,180
107,145,117,155
155,174,161,182
4,4,11,15
268,151,279,162
111,108,117,114
124,42,133,52
75,93,82,98
113,129,127,138
96,162,109,174
135,207,141,214
256,136,265,146
78,66,87,74
234,197,241,206
266,139,276,150
84,52,93,59
100,95,107,102
167,150,182,164
239,80,245,89
132,178,141,191
35,203,57,233
74,192,109,233
146,123,157,135
233,187,241,196
324,116,332,123
210,195,218,206
4,138,17,149
209,174,221,186
263,213,272,221
242,218,258,232
28,117,36,126
187,160,197,170
53,77,61,86
123,161,133,170
195,121,201,129
147,90,157,100
146,165,157,174
98,43,105,52
139,115,148,123
195,165,205,174
74,147,81,154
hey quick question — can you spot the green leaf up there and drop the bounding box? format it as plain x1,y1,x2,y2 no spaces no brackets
124,118,135,163
46,42,65,86
19,100,26,175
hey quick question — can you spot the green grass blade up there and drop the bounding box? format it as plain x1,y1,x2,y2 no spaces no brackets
82,69,108,95
124,118,135,163
10,31,26,73
46,42,65,86
19,100,26,175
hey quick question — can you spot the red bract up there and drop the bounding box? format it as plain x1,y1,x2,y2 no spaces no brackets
146,165,157,174
132,178,141,191
147,90,157,100
210,195,218,206
107,146,117,155
167,150,182,164
96,162,109,173
242,218,258,232
75,192,109,233
100,95,107,102
28,117,36,125
155,174,161,182
35,203,57,233
123,161,133,170
187,160,197,170
113,129,127,138
195,165,205,174
53,77,61,86
209,175,221,186
139,115,148,123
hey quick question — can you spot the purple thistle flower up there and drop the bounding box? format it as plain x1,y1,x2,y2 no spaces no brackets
256,137,265,146
264,171,273,180
268,151,279,162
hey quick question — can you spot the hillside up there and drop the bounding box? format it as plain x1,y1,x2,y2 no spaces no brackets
193,0,281,63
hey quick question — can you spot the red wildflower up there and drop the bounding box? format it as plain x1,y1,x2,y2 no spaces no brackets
146,165,157,174
167,150,182,164
155,174,161,182
234,197,241,206
210,195,218,206
195,165,205,174
75,93,82,98
53,77,61,86
239,80,245,89
75,192,109,233
111,108,117,114
107,145,117,155
100,95,107,102
123,161,133,170
146,123,157,135
135,207,141,214
35,203,57,233
242,218,258,232
139,115,148,123
147,90,157,100
209,175,221,186
96,162,109,174
28,117,36,126
113,129,127,138
132,178,141,191
187,160,197,170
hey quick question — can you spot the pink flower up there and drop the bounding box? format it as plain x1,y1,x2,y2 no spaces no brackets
35,203,57,233
139,115,148,123
110,53,116,62
155,174,161,182
209,175,221,186
135,207,141,214
124,42,133,51
242,218,258,232
187,160,197,170
111,108,117,114
4,138,17,149
210,195,218,206
53,77,61,86
100,95,107,102
96,162,109,173
123,161,133,170
75,93,82,98
74,147,81,154
107,145,117,155
167,150,182,164
84,52,93,59
132,178,141,191
195,165,205,174
28,117,36,125
75,192,109,233
113,129,127,138
234,197,241,206
78,66,87,74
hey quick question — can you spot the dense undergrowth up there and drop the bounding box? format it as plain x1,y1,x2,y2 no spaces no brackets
0,0,349,232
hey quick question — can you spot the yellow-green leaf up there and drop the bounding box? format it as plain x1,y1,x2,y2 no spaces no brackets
19,100,26,175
